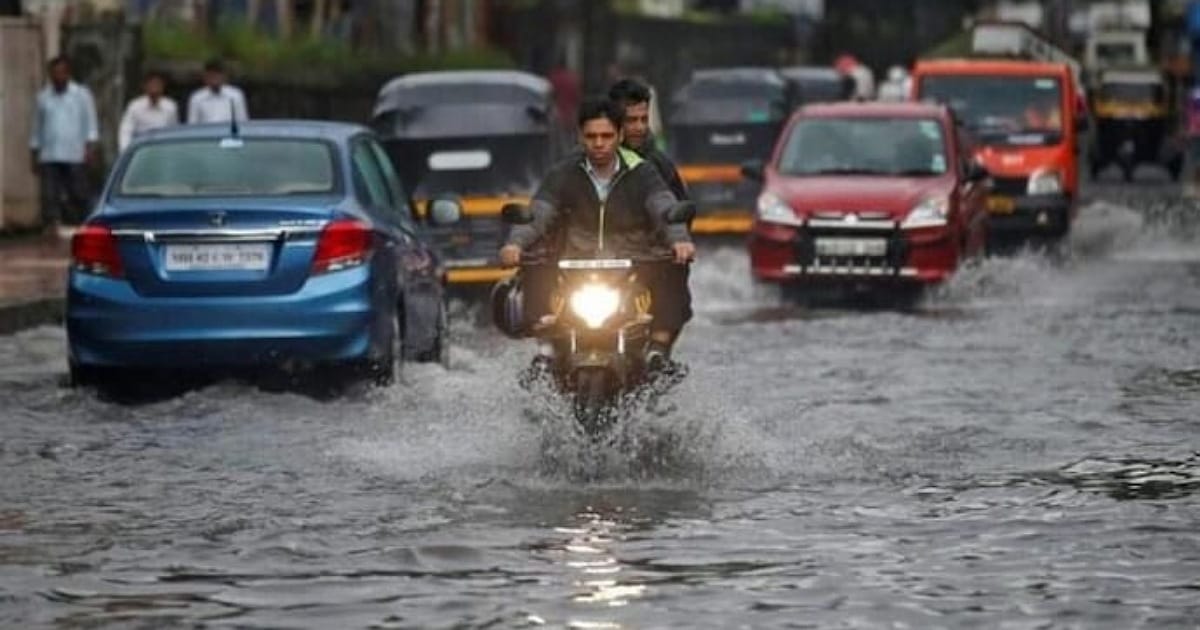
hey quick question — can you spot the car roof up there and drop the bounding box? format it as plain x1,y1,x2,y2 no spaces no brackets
798,101,949,119
1100,69,1163,85
690,66,784,85
914,58,1072,77
136,119,369,144
778,66,842,81
376,69,550,98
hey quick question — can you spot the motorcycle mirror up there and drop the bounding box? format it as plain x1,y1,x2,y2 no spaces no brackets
501,202,533,225
427,196,463,226
966,161,989,183
741,159,765,182
664,201,696,224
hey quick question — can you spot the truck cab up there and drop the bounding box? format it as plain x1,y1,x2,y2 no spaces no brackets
913,59,1080,239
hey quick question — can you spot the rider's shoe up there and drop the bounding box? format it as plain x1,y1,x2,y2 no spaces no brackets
518,342,555,390
645,342,671,374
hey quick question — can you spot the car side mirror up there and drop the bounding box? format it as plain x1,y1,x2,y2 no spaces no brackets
501,202,533,225
741,159,765,182
966,161,989,183
427,196,462,226
664,201,696,224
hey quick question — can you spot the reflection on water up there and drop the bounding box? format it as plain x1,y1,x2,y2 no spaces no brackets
1047,455,1200,501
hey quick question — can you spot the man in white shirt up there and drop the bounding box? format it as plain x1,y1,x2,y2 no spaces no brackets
29,55,98,233
118,71,179,151
187,58,249,124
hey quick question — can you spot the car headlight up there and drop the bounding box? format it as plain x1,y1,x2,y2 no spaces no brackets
1027,170,1062,195
902,196,949,229
756,192,801,226
569,283,620,329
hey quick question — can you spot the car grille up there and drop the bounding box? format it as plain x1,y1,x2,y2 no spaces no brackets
990,176,1027,197
793,217,908,275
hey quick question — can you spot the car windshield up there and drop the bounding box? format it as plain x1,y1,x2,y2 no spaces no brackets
117,138,337,197
919,75,1064,144
685,80,784,102
1099,81,1163,103
778,117,949,177
1096,42,1138,67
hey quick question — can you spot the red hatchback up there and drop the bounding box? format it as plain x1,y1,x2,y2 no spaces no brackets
744,102,989,290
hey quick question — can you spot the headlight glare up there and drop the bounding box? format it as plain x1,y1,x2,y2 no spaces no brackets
756,192,800,225
1027,170,1062,195
569,283,620,329
902,196,949,229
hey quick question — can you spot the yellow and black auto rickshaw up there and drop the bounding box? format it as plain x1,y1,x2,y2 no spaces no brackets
1089,68,1183,182
667,67,790,235
372,70,565,286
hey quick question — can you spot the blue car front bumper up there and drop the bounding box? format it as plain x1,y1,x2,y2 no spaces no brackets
67,267,383,369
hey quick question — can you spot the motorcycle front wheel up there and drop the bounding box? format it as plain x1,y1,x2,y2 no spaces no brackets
573,367,615,437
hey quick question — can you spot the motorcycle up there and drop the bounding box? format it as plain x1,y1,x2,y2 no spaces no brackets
497,202,695,436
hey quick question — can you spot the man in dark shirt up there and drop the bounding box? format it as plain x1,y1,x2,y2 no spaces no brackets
608,78,689,202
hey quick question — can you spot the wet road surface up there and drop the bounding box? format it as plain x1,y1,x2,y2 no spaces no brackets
1,178,1198,628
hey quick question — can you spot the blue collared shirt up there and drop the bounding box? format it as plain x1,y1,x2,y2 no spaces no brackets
30,81,99,164
582,157,618,202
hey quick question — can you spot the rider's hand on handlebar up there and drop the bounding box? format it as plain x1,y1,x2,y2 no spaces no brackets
499,244,522,267
672,242,696,264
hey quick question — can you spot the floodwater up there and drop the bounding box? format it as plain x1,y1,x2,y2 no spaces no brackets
0,180,1197,628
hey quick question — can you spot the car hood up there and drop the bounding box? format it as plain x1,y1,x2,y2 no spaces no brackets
767,175,954,220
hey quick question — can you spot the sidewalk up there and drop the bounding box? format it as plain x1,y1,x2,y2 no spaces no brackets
0,232,71,334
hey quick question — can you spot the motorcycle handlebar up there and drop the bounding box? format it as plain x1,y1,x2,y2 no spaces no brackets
513,256,689,269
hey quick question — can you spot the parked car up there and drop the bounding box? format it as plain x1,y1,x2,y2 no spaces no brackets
372,70,567,287
743,102,989,295
67,120,453,389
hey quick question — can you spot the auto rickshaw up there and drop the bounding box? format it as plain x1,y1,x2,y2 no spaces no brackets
779,66,854,110
667,67,789,235
372,70,565,286
1089,68,1182,182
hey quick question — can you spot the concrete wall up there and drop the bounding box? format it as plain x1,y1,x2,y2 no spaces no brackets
0,17,43,230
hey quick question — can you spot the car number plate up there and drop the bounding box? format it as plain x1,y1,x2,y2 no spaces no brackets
164,243,272,271
814,237,888,257
987,195,1015,214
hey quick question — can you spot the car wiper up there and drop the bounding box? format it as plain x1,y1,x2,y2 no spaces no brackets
891,169,941,176
804,167,888,176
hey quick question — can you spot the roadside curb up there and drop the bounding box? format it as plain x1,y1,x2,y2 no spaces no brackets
0,298,65,335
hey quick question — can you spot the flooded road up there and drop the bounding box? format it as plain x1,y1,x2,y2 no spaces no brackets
1,181,1199,628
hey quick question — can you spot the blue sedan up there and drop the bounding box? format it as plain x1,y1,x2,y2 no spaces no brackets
67,120,457,388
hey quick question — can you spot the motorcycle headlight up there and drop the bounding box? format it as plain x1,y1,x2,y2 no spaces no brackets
902,196,949,229
1027,170,1062,195
756,192,801,226
569,283,620,329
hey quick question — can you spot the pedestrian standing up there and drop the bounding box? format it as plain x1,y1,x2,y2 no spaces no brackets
118,71,179,151
187,58,248,124
29,55,99,235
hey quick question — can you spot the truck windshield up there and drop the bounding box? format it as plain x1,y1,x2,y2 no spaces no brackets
919,75,1064,146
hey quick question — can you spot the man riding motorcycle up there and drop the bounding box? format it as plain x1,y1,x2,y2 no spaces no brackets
608,78,689,202
498,97,695,370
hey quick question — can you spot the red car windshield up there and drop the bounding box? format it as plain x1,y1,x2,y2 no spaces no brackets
777,117,949,177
